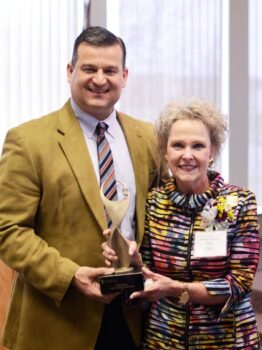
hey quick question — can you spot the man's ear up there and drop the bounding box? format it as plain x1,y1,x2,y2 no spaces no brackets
67,63,74,83
122,68,129,88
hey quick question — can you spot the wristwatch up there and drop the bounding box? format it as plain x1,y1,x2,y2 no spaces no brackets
179,283,189,305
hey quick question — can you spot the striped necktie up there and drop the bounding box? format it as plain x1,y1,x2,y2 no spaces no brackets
96,122,117,203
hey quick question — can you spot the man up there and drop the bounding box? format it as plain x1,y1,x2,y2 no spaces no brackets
0,27,157,350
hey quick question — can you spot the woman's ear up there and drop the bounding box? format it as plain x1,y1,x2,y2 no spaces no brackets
208,157,214,167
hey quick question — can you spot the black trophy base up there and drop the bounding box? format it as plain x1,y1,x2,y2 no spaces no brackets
98,268,144,294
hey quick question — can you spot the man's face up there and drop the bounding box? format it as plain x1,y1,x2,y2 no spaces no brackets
67,43,128,120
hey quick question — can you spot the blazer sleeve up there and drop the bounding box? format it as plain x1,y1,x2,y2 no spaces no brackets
0,128,79,305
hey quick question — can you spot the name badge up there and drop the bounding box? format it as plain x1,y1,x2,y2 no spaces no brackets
193,230,227,258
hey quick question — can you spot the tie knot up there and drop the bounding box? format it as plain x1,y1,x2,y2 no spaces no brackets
95,122,108,136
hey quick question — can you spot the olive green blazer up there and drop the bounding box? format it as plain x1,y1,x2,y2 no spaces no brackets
0,101,157,350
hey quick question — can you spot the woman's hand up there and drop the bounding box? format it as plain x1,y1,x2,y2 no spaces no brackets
101,229,118,267
130,267,229,305
130,266,177,302
101,229,143,267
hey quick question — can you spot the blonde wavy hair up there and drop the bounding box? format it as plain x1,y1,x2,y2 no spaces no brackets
155,97,228,171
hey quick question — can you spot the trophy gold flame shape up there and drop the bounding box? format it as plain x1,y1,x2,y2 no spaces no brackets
100,180,133,273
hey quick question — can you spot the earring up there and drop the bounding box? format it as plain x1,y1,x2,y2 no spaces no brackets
208,157,214,167
164,154,168,161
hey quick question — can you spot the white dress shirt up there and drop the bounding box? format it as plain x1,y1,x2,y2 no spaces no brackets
70,98,136,241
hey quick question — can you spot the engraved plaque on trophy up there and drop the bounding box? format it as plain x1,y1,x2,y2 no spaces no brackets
98,181,144,294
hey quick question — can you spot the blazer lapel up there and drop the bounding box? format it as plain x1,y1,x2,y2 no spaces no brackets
57,104,152,236
57,102,107,230
117,113,150,245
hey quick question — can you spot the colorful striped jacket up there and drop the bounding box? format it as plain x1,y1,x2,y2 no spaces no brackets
141,172,260,349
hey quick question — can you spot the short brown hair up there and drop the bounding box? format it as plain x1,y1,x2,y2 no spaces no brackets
71,26,126,68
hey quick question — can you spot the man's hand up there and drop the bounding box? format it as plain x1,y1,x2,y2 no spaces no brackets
72,266,118,304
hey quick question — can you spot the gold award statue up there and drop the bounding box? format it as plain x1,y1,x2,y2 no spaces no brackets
98,181,144,294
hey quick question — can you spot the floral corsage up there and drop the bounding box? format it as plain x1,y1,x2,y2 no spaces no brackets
201,195,239,230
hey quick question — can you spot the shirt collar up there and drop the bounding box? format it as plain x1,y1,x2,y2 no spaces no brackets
70,98,117,139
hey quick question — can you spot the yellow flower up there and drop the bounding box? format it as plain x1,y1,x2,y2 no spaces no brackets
228,210,234,220
201,195,239,229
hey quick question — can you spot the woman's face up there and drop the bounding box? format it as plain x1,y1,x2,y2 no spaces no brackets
166,119,213,194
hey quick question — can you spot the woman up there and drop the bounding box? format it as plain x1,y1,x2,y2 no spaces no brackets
103,97,260,349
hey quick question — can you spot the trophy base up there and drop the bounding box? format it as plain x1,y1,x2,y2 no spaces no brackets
98,268,144,294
